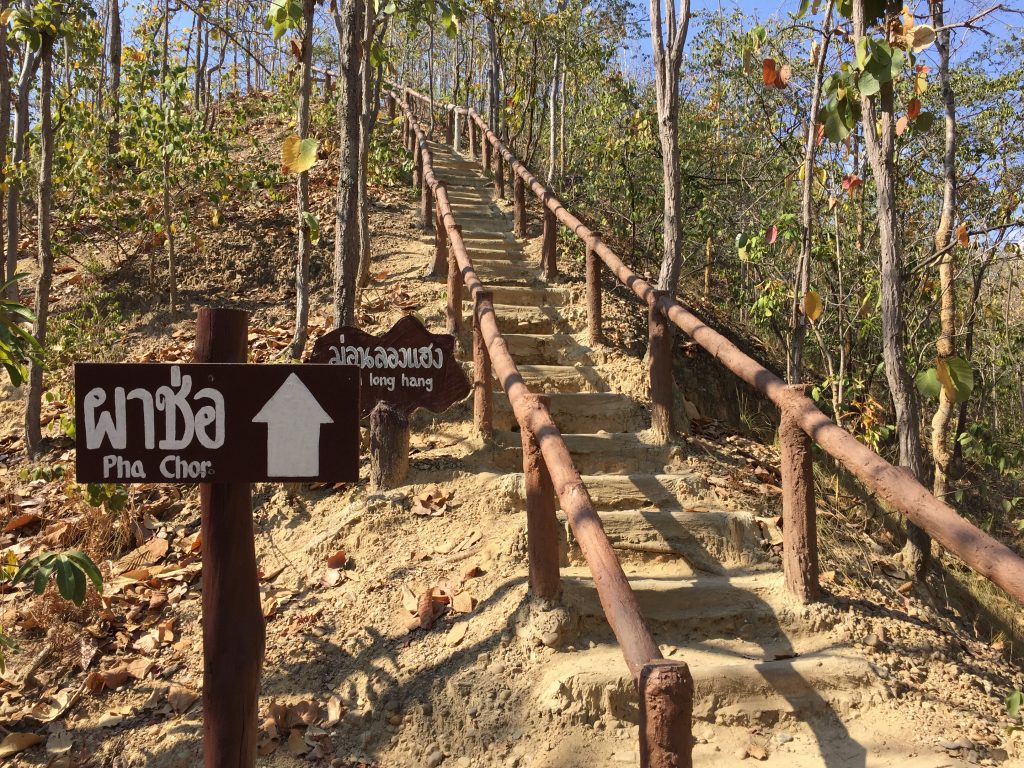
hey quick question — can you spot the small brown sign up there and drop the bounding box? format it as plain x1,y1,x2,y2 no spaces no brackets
309,315,469,416
74,363,360,483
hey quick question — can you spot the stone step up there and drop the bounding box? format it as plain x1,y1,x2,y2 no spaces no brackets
462,284,567,307
469,263,539,286
491,392,646,433
493,364,603,394
500,333,595,366
558,508,767,572
487,304,561,333
488,430,672,473
533,643,877,728
559,568,824,644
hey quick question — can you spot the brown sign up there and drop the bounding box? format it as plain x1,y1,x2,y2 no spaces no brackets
74,363,360,483
309,315,469,416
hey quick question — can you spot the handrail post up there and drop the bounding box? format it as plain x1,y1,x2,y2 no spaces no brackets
586,236,603,346
413,138,422,190
421,169,433,232
780,387,821,603
648,291,674,443
387,93,395,120
473,291,493,438
446,225,462,334
446,108,454,144
513,175,526,238
453,108,462,152
482,133,491,174
542,200,557,279
468,117,476,159
638,659,694,768
518,394,561,600
426,194,447,278
495,149,505,199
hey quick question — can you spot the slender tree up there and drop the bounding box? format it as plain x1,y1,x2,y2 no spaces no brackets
333,0,365,327
25,29,55,457
852,0,928,576
107,0,121,156
289,0,316,357
648,0,690,295
4,43,40,300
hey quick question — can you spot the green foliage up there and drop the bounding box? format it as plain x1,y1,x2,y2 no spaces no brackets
0,277,42,387
83,482,129,512
265,0,304,39
13,550,103,606
1007,689,1023,718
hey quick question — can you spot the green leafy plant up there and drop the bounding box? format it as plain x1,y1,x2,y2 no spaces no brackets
13,550,103,606
0,276,43,386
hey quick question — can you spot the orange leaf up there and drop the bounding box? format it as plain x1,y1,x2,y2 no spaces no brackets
895,116,909,136
907,98,921,119
326,550,347,569
762,58,777,87
956,223,969,246
3,512,40,533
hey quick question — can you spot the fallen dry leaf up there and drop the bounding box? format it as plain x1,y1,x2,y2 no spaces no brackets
321,568,343,587
325,695,344,726
452,592,474,614
447,622,468,646
326,549,347,569
167,684,199,714
461,564,482,582
287,728,308,756
0,732,44,757
3,512,41,533
85,667,130,694
417,591,435,629
45,726,73,755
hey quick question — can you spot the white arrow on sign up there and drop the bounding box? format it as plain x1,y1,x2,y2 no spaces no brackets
252,373,334,477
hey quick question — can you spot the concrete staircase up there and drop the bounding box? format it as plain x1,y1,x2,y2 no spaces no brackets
425,141,899,765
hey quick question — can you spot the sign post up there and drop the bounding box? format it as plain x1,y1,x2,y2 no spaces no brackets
74,308,360,767
194,308,260,768
309,315,470,490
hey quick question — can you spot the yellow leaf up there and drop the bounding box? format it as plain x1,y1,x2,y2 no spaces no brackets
956,223,969,246
936,358,955,402
902,5,914,31
211,209,221,227
803,290,823,322
281,135,318,174
910,25,936,53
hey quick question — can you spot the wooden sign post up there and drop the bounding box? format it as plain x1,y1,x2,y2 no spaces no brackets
75,308,360,767
309,315,470,490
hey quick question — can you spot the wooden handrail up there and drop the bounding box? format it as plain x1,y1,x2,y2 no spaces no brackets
399,84,1024,608
394,85,696,768
391,91,663,680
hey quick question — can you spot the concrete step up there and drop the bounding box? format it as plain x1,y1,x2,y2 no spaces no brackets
462,284,568,307
470,263,539,286
558,508,767,572
488,430,671,473
533,642,878,728
491,392,646,433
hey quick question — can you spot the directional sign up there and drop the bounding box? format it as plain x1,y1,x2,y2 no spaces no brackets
74,363,360,483
308,315,470,416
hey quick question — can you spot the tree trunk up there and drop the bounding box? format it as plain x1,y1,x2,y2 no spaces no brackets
0,1,8,285
853,0,928,577
4,48,39,299
369,402,409,490
789,2,833,384
161,0,177,315
356,0,376,290
107,0,122,157
25,34,55,458
928,0,957,506
649,0,691,296
289,0,316,358
332,0,365,328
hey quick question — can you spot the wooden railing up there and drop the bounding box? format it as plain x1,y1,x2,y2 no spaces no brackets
391,90,695,768
397,84,1024,611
